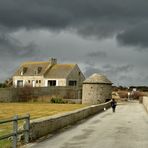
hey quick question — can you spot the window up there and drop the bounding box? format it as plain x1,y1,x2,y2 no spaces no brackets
17,80,23,87
20,71,23,75
36,80,38,83
23,67,28,73
69,80,77,86
38,67,42,73
34,70,37,75
48,80,56,86
39,80,41,83
20,67,28,75
28,80,30,83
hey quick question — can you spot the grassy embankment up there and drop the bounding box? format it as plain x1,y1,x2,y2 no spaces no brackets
0,103,87,148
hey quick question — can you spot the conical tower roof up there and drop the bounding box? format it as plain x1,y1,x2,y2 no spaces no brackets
83,73,112,84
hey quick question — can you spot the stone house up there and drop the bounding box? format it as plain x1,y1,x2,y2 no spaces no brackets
13,58,85,88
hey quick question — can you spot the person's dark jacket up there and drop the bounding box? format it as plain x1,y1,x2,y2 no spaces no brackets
111,100,117,108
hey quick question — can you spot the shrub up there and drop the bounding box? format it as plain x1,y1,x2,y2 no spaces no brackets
118,91,128,98
131,91,144,100
0,83,7,88
50,98,66,104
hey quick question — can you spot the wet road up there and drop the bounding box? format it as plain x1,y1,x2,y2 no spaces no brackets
25,101,148,148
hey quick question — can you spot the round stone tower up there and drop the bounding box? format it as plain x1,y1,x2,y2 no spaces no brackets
82,73,112,105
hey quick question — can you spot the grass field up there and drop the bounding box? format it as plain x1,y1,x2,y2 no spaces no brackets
0,103,87,148
0,103,87,119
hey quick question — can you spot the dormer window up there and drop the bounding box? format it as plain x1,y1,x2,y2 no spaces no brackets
34,67,42,75
34,70,38,75
20,71,23,75
20,67,27,75
38,67,42,73
23,67,28,73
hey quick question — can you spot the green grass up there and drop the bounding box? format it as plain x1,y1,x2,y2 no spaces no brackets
0,128,12,148
0,139,11,148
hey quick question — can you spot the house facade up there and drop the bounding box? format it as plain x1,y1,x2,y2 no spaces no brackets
13,58,85,88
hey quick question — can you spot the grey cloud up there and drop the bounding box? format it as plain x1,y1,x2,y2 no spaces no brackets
0,33,37,58
84,66,103,78
1,0,148,41
101,64,134,85
117,22,148,48
87,51,107,58
84,64,134,85
102,64,133,74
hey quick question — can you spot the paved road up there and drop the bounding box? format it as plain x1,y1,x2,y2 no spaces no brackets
26,101,148,148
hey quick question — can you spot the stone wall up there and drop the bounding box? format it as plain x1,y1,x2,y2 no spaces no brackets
143,96,148,112
82,84,112,104
29,101,111,141
0,87,82,102
0,88,18,102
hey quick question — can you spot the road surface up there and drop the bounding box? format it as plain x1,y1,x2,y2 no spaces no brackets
26,101,148,148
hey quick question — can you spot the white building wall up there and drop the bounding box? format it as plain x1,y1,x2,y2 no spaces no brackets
13,76,44,87
58,79,66,86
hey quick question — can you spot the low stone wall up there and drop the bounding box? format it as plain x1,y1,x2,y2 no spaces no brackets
0,88,18,102
143,96,148,112
29,101,111,141
0,87,82,102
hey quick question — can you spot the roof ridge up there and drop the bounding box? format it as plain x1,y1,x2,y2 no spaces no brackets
56,63,76,66
21,61,49,65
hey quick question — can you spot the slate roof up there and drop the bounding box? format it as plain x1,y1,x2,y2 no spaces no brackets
44,64,76,78
83,73,112,84
14,61,51,76
14,61,76,78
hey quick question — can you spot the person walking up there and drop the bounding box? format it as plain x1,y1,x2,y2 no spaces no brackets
111,99,117,112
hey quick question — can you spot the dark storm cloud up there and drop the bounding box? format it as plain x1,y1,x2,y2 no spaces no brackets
1,0,148,47
117,22,148,48
0,32,38,81
0,33,37,58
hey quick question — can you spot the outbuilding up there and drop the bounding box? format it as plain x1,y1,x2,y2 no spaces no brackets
82,73,112,105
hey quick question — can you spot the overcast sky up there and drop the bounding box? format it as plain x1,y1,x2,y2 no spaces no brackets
0,0,148,86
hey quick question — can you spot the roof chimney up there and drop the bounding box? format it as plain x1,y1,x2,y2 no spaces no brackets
49,57,57,65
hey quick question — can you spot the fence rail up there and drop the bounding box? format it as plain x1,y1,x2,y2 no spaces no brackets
0,114,30,148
